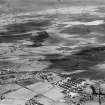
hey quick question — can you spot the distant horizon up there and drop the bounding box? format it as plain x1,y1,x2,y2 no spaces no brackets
1,0,105,12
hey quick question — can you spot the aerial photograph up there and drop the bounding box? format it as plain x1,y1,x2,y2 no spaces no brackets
1,0,105,105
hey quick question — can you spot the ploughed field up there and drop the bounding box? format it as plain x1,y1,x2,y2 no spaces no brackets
1,5,105,105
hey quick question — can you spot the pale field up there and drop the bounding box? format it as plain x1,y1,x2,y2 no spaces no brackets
0,82,53,105
0,82,67,105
